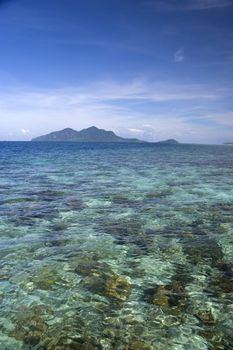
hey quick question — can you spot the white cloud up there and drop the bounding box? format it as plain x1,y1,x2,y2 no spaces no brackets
128,128,144,134
0,79,220,111
21,128,30,135
122,113,233,144
174,49,185,62
0,78,231,143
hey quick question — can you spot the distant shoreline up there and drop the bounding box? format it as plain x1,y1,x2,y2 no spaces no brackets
0,141,231,146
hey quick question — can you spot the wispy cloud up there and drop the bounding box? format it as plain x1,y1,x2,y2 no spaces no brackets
120,111,233,144
0,79,221,109
187,0,233,10
0,3,81,33
174,49,185,62
0,78,231,143
52,38,163,59
149,0,233,12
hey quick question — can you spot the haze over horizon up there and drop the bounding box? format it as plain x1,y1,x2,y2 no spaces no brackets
0,0,233,144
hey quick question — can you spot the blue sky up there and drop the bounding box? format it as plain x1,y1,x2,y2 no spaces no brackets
0,0,233,143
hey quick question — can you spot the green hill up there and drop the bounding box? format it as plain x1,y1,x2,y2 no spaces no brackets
32,126,143,142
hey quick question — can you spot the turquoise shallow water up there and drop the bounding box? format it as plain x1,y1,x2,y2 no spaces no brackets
0,142,233,350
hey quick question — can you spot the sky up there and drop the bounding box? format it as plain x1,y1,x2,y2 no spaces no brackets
0,0,233,143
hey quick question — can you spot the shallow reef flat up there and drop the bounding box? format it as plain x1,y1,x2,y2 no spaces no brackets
0,142,233,349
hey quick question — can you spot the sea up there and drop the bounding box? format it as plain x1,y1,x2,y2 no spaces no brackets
0,141,233,350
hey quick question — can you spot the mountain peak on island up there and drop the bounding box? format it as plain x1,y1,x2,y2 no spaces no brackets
157,139,179,144
62,127,76,132
84,126,98,130
31,126,143,143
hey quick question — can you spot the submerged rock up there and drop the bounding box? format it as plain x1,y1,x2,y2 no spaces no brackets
10,204,59,226
75,256,132,304
144,281,189,312
10,305,101,350
201,329,226,350
84,268,132,304
195,309,216,325
2,197,34,204
42,334,100,350
100,217,155,254
200,322,233,350
145,189,173,199
101,217,143,238
40,314,101,350
203,261,233,297
207,273,233,296
49,221,69,232
30,189,67,202
183,237,224,267
144,285,169,306
46,221,70,247
10,305,51,347
111,194,139,207
124,340,151,350
65,197,86,211
28,266,67,290
75,258,108,277
104,273,132,302
216,261,233,277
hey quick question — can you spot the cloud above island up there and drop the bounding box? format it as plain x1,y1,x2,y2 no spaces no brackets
0,77,232,144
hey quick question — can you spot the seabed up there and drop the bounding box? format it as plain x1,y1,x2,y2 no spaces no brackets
0,142,233,349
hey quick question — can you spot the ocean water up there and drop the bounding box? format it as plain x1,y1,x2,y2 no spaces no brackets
0,142,233,350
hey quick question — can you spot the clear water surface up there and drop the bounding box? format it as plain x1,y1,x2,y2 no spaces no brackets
0,142,233,350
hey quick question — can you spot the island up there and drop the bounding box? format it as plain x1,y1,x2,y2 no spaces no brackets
32,126,143,143
155,139,179,145
32,126,180,144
